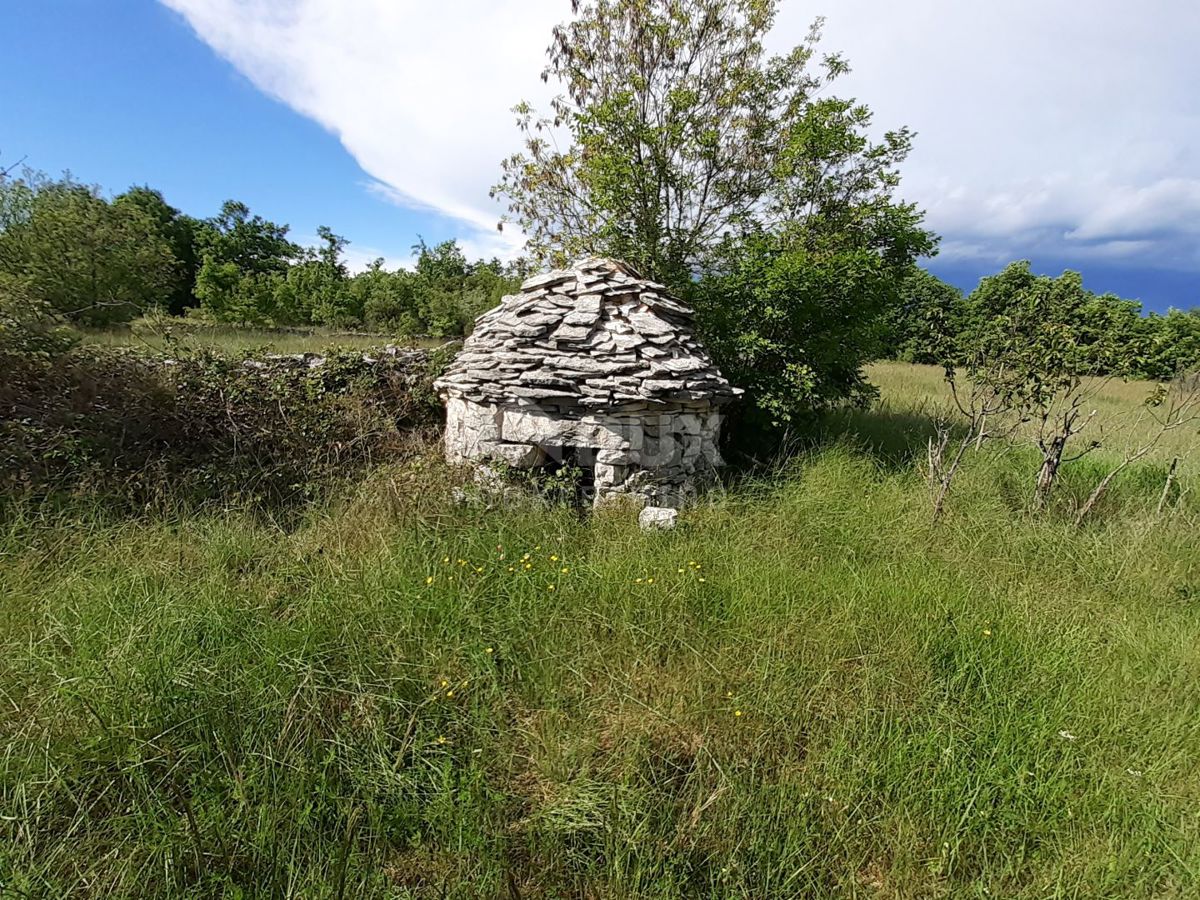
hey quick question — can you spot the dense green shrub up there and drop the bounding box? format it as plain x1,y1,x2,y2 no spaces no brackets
878,267,969,364
0,344,449,508
0,173,177,325
0,273,78,358
693,208,933,440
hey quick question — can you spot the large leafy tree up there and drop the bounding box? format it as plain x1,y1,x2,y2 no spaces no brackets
197,200,298,277
496,0,935,425
496,0,862,286
0,173,176,325
958,262,1148,507
353,260,421,334
194,200,300,324
410,240,522,336
1145,308,1200,379
114,186,203,315
278,227,357,327
963,262,1139,391
880,268,968,365
691,79,934,424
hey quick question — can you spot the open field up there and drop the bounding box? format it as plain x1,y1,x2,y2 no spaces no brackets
864,361,1200,477
1,364,1198,897
78,323,442,356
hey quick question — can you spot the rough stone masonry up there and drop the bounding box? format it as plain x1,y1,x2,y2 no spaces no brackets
434,257,741,507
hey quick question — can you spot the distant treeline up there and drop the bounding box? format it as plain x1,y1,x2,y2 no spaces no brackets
0,170,527,336
2,168,1199,382
883,265,1200,382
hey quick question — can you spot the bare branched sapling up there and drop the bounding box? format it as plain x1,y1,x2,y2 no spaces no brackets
1030,373,1106,511
927,366,1013,522
1075,373,1200,525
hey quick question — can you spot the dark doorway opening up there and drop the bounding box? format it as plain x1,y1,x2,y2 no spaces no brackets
540,444,596,508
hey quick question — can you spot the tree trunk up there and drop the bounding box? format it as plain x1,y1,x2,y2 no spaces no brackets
1156,457,1180,517
1034,436,1066,510
931,429,973,523
974,413,987,450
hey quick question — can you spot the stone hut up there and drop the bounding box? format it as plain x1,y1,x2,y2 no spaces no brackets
434,257,741,507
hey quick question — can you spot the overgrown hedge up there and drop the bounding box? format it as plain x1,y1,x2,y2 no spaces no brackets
0,344,455,509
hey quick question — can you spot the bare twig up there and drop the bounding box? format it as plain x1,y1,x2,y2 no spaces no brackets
1076,374,1200,525
927,368,1014,522
1156,457,1180,518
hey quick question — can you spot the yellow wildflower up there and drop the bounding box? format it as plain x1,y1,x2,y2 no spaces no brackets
550,554,559,562
734,709,743,718
983,629,992,636
446,690,454,698
436,735,448,745
560,567,569,574
547,584,556,592
425,576,434,585
442,556,450,564
440,679,449,688
647,577,655,585
635,578,643,584
485,647,494,654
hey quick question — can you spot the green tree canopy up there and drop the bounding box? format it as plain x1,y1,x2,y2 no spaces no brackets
194,201,300,324
0,173,176,325
114,185,203,315
198,200,298,276
881,268,968,365
497,1,878,287
963,262,1145,400
496,0,935,426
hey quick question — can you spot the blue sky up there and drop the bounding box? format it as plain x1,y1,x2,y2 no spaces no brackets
4,1,464,269
6,1,1200,312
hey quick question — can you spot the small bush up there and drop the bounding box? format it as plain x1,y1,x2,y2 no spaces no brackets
0,273,78,358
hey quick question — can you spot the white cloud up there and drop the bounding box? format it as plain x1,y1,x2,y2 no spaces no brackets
780,0,1200,269
160,0,554,259
162,0,1200,269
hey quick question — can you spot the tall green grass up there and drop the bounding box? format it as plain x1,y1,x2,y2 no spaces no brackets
1,366,1198,897
866,361,1200,477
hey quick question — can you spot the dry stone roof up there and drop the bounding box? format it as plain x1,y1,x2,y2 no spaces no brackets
435,257,741,409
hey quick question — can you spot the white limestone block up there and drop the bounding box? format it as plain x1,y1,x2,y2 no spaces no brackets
638,507,678,530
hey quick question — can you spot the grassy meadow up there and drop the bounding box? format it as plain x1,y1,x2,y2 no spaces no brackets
864,361,1200,477
1,363,1198,898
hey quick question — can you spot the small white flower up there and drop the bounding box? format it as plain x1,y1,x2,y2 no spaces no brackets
1058,730,1077,741
1126,767,1143,777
